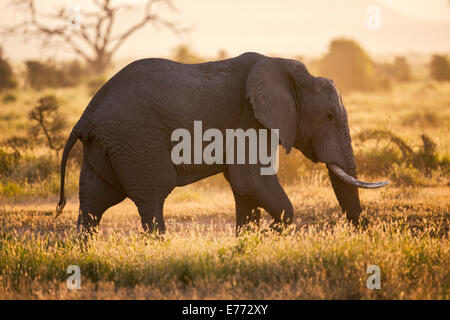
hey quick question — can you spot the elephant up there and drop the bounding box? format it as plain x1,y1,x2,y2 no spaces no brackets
56,52,388,234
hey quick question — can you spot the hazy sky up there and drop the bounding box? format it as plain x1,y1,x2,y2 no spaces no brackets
376,0,449,22
1,0,449,61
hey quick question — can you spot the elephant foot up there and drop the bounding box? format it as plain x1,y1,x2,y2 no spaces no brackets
141,221,166,235
249,208,261,227
267,220,294,235
235,208,262,236
137,202,166,235
354,216,369,230
139,231,165,241
269,222,286,234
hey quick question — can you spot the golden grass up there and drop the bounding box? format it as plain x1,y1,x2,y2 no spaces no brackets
346,80,450,154
0,182,448,299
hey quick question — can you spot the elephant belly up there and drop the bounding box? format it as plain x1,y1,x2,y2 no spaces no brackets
174,163,225,186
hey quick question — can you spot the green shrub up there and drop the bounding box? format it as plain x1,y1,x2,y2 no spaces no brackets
2,136,33,152
356,147,401,177
391,164,426,186
318,38,375,92
355,130,448,181
0,145,57,184
0,181,25,197
2,93,17,103
10,155,56,183
0,138,81,198
28,96,68,158
0,148,21,178
356,129,413,159
429,55,450,82
411,135,449,176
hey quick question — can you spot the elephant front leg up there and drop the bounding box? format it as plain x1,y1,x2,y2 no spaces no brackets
260,188,294,233
227,164,294,234
233,191,261,235
137,200,166,234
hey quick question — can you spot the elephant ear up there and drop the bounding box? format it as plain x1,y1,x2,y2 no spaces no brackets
247,57,312,154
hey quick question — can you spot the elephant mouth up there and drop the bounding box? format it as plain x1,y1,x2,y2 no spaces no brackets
309,151,318,163
301,141,318,162
326,163,389,189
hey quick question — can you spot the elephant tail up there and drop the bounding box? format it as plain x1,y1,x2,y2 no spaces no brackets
55,125,81,218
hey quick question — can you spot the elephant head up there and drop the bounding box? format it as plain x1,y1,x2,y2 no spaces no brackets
247,57,388,225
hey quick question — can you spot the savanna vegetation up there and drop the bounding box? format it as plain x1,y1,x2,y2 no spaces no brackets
0,39,448,299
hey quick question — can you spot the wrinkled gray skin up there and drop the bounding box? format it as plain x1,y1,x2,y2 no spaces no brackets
57,52,385,234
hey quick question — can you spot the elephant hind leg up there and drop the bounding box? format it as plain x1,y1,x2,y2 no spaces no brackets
78,161,126,234
109,145,177,234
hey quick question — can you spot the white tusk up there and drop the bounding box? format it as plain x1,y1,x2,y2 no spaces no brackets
327,163,390,189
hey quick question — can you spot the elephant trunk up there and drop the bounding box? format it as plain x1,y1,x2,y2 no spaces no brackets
326,109,389,225
328,115,362,225
328,167,362,226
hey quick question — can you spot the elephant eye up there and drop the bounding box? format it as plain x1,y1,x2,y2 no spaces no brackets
326,113,333,121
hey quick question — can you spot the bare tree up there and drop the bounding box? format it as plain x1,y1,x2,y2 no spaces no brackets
2,0,184,73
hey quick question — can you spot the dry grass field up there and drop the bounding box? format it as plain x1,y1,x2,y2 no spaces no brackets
0,77,449,299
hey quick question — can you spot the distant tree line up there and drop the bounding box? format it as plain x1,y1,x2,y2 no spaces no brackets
24,60,84,89
0,43,449,93
315,38,450,92
0,47,17,92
